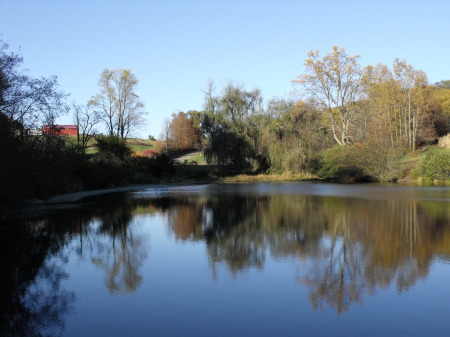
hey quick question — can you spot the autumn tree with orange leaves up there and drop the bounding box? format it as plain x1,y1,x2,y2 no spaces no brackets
166,111,199,151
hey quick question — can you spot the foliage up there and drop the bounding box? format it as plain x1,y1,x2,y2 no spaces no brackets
0,40,67,129
145,153,175,178
293,46,362,146
0,40,79,206
261,98,329,173
166,111,199,151
3,34,450,206
0,113,84,205
94,135,132,162
79,152,131,189
432,87,450,135
435,80,450,89
317,142,401,182
413,148,450,181
317,146,367,182
142,149,158,158
202,82,264,172
362,60,437,151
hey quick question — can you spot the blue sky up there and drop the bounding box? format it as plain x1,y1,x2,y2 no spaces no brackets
1,0,449,138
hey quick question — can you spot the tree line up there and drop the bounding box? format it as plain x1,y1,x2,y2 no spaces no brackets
163,46,449,180
1,39,449,208
0,39,174,208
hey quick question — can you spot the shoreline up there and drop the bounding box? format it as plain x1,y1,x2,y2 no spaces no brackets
2,175,448,220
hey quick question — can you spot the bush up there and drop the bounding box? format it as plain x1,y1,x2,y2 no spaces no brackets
146,153,175,178
78,152,130,189
317,146,368,182
0,114,83,206
413,148,450,181
142,149,158,158
316,143,401,182
95,135,132,162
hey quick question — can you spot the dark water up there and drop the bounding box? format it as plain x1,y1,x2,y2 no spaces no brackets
1,182,450,337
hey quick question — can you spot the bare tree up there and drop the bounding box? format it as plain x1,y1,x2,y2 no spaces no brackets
89,69,146,139
72,104,100,153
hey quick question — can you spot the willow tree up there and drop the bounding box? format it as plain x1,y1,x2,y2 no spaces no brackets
89,69,146,139
202,82,263,171
293,46,362,146
260,98,325,172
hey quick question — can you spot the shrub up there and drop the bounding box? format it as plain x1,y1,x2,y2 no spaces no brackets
79,152,130,189
146,153,175,178
95,135,132,162
142,149,158,158
317,146,368,182
413,148,450,181
316,143,401,182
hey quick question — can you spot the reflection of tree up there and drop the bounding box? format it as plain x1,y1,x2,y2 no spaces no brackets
91,225,147,294
204,195,266,273
167,202,203,241
301,237,365,314
158,191,450,314
263,195,327,259
89,194,148,294
0,191,153,336
299,198,450,313
3,186,448,329
0,221,74,337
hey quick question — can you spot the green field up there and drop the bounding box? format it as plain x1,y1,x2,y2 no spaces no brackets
70,136,157,154
126,138,157,153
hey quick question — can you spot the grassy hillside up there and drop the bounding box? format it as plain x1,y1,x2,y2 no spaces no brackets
68,136,157,154
126,138,157,153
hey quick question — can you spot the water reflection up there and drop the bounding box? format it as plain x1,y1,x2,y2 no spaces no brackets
1,183,450,337
156,191,450,313
0,219,75,337
88,194,147,294
1,193,149,336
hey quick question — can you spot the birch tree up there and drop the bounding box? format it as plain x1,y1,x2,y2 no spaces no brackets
293,46,362,146
393,59,432,150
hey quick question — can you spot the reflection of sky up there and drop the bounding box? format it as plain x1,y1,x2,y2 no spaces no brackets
131,182,450,203
54,184,450,336
62,213,314,337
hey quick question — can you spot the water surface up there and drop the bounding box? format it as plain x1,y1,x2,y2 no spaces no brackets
1,182,449,337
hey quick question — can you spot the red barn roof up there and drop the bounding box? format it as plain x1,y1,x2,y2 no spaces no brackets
42,125,78,136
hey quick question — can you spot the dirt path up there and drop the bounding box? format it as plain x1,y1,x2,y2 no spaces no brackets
173,151,202,163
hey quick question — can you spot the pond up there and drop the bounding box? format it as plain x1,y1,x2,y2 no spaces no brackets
1,182,450,337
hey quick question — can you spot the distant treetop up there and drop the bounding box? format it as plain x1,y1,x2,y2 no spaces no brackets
435,80,450,88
